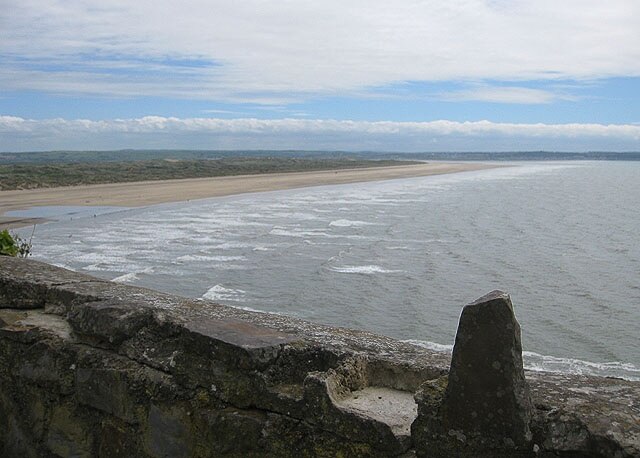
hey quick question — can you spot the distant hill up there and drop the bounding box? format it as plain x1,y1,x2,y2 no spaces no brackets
0,150,356,164
393,151,640,161
0,149,639,165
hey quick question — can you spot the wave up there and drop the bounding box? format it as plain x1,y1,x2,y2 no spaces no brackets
202,284,246,302
83,262,146,272
270,228,331,238
43,261,77,271
228,304,284,314
268,211,320,221
404,339,640,381
176,254,246,262
329,219,376,227
112,272,139,283
403,339,453,353
252,246,273,251
209,242,254,249
328,265,403,275
111,266,155,283
270,227,374,241
522,351,640,381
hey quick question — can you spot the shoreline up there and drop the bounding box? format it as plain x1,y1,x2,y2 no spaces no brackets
0,162,498,229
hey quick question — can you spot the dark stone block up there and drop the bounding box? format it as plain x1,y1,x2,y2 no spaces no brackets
144,404,191,458
413,291,534,457
197,408,267,455
46,404,94,458
445,291,533,441
76,368,137,423
98,418,140,458
68,299,154,348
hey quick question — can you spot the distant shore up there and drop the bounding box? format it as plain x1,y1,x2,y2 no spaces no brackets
0,162,498,229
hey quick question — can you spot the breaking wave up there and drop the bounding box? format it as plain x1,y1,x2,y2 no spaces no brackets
176,254,246,262
404,340,640,381
202,284,246,302
329,219,376,227
112,272,139,283
522,351,640,381
328,265,403,274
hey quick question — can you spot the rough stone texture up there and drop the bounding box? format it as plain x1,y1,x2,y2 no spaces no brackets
528,371,640,458
412,290,534,456
1,257,639,457
445,290,533,439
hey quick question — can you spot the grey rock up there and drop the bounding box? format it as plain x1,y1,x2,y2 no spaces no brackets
46,405,94,458
413,290,534,457
528,371,640,457
76,368,138,423
144,404,191,458
67,299,154,348
446,291,533,442
0,256,101,310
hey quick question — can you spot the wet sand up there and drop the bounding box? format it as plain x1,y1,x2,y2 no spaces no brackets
0,162,497,229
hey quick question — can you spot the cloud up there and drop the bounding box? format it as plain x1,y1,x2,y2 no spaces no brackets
1,1,639,102
438,86,578,104
1,115,639,152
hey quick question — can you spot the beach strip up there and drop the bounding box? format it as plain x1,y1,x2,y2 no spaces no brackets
0,162,498,229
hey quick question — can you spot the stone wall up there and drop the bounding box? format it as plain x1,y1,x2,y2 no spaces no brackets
0,256,638,457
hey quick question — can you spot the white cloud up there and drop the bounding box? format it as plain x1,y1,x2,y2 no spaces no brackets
439,86,578,104
1,116,639,152
1,1,639,101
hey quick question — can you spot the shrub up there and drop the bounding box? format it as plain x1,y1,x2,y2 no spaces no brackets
0,229,33,257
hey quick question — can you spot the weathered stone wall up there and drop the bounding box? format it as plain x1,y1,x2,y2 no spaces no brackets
0,256,638,457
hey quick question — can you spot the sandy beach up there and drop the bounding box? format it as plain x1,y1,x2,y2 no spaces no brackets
0,162,497,229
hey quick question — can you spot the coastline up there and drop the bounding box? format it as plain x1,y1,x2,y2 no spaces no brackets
0,162,498,229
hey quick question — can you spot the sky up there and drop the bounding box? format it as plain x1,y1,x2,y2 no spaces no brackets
1,0,640,152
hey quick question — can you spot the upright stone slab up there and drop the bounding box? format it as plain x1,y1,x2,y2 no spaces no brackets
413,290,534,457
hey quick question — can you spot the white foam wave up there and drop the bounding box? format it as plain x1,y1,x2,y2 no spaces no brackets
522,351,640,381
329,219,376,227
208,264,249,271
202,284,246,302
270,211,320,221
46,261,77,271
110,266,155,283
328,265,403,274
210,242,254,249
75,252,131,264
270,228,331,238
228,304,284,314
403,339,453,353
403,339,640,381
83,262,146,272
112,272,139,283
176,254,246,262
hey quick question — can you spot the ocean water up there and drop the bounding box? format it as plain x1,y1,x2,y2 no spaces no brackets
20,161,640,380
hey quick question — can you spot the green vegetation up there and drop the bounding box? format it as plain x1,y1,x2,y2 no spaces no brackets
0,157,419,191
0,149,378,164
0,230,32,257
1,149,640,166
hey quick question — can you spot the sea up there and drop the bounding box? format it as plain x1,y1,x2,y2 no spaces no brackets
13,161,640,381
